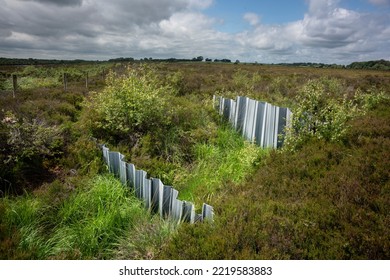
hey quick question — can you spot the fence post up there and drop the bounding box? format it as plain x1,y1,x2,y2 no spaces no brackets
63,73,68,91
85,72,89,90
12,74,17,98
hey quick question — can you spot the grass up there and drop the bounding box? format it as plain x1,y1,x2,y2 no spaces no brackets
173,124,268,206
0,174,175,259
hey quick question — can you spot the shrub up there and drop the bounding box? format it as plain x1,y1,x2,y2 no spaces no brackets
284,80,359,150
3,112,63,164
0,112,64,194
354,87,388,111
84,65,172,144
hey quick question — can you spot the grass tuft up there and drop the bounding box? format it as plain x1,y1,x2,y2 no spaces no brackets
1,174,175,259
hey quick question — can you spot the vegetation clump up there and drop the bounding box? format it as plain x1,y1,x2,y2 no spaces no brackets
284,79,388,150
1,174,174,259
84,65,170,143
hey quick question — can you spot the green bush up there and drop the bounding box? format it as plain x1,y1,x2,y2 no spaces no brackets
284,79,359,150
0,112,64,194
84,65,172,143
3,112,63,164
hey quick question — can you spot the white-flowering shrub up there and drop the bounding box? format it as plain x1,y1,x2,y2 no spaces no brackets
284,80,359,150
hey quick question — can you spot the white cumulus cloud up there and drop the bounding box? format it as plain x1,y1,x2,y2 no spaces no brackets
0,0,388,63
243,13,260,26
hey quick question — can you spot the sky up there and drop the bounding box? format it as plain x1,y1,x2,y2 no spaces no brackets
0,0,389,64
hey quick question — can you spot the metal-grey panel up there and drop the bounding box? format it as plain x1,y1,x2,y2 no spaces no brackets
264,104,275,148
268,105,276,148
102,145,110,165
143,178,152,210
162,185,173,218
262,103,270,147
262,103,270,148
244,98,257,142
170,189,178,216
171,198,183,223
222,98,231,120
251,99,259,142
202,203,214,222
254,102,266,146
151,178,163,215
277,107,287,148
182,201,195,224
126,163,135,189
119,156,127,186
273,107,280,149
219,97,224,115
108,151,122,177
241,97,249,137
230,100,236,125
135,170,146,199
235,96,247,133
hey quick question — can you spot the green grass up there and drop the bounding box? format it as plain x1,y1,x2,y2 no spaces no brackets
173,125,269,206
0,174,175,259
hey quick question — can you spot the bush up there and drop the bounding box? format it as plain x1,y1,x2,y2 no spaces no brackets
0,112,64,194
84,65,172,144
3,112,63,164
284,79,360,150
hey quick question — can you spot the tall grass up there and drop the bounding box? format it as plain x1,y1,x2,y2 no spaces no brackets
1,174,175,259
174,124,268,205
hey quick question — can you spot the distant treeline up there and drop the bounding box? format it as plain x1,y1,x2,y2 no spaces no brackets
108,56,232,63
0,57,103,66
347,59,390,70
1,57,389,70
276,59,390,70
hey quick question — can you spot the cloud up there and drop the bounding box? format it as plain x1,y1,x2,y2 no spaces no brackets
235,0,390,63
299,7,361,48
187,0,214,9
0,0,226,60
307,0,340,17
18,0,83,6
0,0,388,63
369,0,390,6
243,13,260,26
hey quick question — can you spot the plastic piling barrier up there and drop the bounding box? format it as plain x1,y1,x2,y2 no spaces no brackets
100,145,214,224
214,95,292,149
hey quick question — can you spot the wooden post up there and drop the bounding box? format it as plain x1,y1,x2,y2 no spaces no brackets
12,74,17,98
63,73,67,91
85,72,89,90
